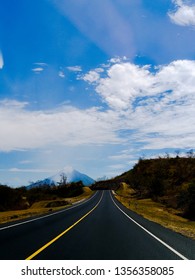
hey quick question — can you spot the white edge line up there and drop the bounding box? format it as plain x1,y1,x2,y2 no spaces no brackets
110,192,188,260
0,191,98,231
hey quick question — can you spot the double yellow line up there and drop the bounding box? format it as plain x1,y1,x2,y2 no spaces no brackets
26,192,103,260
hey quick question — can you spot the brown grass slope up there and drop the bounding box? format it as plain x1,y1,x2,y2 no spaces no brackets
91,156,195,239
114,183,195,240
0,186,93,224
119,157,195,220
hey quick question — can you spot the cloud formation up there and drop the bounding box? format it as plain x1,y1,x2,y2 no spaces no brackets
0,59,194,155
82,59,195,150
169,0,195,26
58,70,65,78
82,70,100,83
32,67,44,73
0,100,122,152
32,62,48,73
67,66,82,72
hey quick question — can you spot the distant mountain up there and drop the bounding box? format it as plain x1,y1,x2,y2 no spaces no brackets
96,175,108,181
27,167,95,189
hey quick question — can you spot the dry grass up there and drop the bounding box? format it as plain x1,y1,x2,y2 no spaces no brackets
115,183,195,240
0,187,94,225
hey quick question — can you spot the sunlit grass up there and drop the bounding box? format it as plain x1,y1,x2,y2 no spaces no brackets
115,183,195,240
0,187,94,225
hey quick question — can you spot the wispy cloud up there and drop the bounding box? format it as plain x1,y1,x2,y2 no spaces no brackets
32,62,48,73
169,0,195,26
67,66,82,72
34,62,48,66
0,100,122,152
52,0,135,57
58,70,65,78
32,67,44,73
0,168,56,173
0,99,28,109
82,70,100,83
0,50,4,69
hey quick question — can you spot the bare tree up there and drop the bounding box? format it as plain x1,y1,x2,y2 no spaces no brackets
186,149,194,158
175,149,180,158
58,173,67,187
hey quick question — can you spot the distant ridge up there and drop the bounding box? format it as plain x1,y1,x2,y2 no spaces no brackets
27,167,95,188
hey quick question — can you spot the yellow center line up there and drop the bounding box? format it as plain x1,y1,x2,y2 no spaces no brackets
26,192,103,260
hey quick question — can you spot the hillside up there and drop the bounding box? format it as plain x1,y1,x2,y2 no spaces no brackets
92,156,195,220
0,180,87,212
0,186,93,224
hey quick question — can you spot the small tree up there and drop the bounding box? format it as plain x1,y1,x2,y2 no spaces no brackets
186,149,194,158
58,173,67,187
175,149,180,158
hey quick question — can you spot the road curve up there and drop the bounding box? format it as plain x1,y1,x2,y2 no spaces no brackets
0,190,194,260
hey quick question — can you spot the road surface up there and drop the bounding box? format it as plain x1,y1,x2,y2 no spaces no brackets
0,190,194,259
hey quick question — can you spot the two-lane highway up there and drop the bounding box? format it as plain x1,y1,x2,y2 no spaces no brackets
0,190,194,259
0,191,102,259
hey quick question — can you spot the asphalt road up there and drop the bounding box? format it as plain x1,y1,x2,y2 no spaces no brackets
0,190,194,260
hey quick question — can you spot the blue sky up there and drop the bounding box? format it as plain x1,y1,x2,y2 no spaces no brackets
0,0,195,186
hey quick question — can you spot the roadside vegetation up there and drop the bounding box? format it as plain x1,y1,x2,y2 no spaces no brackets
1,154,195,238
114,183,195,239
92,154,195,239
0,177,94,224
117,156,195,220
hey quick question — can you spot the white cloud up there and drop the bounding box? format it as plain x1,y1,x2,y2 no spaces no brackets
97,63,157,110
82,70,100,83
94,68,104,73
169,0,195,26
84,59,195,110
81,59,195,150
83,62,163,110
34,62,48,66
0,50,4,69
67,66,82,72
0,168,56,173
32,63,48,74
0,99,28,109
32,67,44,73
110,56,128,64
1,59,195,156
0,100,123,152
59,70,65,78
